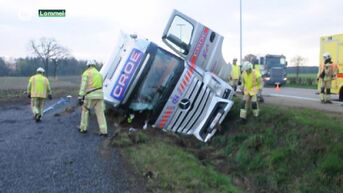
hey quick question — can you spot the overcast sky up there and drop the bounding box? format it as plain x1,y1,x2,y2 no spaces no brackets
0,0,342,66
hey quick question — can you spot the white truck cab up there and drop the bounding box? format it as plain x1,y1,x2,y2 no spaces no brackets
100,10,234,142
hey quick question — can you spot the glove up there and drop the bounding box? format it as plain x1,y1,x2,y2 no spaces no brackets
78,96,84,106
48,94,52,100
27,93,31,98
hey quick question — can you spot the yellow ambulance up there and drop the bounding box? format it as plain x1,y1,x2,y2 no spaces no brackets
319,34,343,100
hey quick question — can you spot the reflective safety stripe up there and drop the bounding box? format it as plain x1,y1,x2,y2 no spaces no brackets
240,109,247,119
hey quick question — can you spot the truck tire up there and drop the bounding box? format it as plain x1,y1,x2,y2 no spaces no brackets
339,87,343,101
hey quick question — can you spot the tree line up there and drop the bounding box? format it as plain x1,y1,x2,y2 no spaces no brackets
0,56,89,77
0,37,102,77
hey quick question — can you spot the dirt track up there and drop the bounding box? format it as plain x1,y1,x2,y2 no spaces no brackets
0,99,142,193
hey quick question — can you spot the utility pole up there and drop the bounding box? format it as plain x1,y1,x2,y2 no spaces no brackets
240,0,243,65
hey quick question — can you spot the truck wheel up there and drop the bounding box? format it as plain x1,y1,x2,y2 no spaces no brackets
339,87,343,101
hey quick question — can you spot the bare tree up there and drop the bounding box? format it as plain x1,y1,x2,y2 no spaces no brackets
244,54,257,63
291,56,305,79
29,37,69,78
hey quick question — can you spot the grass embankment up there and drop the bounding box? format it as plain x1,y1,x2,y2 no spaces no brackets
111,99,343,193
0,76,80,101
112,126,244,193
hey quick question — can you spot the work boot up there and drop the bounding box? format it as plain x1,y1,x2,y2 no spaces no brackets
325,100,332,104
35,114,41,122
79,129,87,134
239,118,247,124
99,133,108,137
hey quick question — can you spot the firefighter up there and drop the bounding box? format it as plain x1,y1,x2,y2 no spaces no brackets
229,58,240,92
78,60,108,136
317,52,339,103
27,67,52,122
252,58,264,103
240,62,262,122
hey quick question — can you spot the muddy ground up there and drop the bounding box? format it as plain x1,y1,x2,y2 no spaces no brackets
0,98,144,193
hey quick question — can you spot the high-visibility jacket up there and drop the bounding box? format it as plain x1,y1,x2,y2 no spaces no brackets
242,70,261,96
254,64,262,78
79,67,104,99
27,73,51,98
231,64,240,80
318,62,339,80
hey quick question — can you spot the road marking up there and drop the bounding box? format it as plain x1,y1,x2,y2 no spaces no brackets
266,93,342,104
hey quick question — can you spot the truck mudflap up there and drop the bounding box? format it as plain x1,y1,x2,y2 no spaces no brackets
155,71,234,142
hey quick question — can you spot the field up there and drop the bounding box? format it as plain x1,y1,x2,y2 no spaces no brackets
111,98,343,193
286,73,317,89
0,76,80,101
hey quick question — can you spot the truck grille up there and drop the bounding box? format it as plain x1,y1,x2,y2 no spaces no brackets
166,76,214,134
270,68,284,82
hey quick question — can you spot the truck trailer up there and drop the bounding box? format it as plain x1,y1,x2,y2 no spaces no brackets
100,10,234,142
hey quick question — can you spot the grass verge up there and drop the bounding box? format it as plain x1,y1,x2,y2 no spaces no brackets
112,128,244,193
110,98,343,193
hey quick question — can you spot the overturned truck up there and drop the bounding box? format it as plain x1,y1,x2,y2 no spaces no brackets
100,10,234,142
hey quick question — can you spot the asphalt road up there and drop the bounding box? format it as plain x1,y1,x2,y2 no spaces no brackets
0,99,142,193
262,87,343,114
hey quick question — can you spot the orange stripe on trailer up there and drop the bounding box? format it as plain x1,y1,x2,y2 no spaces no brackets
162,115,170,120
185,73,191,82
188,69,193,76
159,123,165,128
160,119,167,123
180,82,186,91
337,73,343,78
182,79,187,87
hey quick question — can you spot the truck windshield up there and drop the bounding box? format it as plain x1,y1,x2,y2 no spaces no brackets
266,57,285,68
129,48,184,111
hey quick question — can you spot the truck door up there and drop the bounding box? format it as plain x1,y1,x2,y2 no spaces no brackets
162,9,229,79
